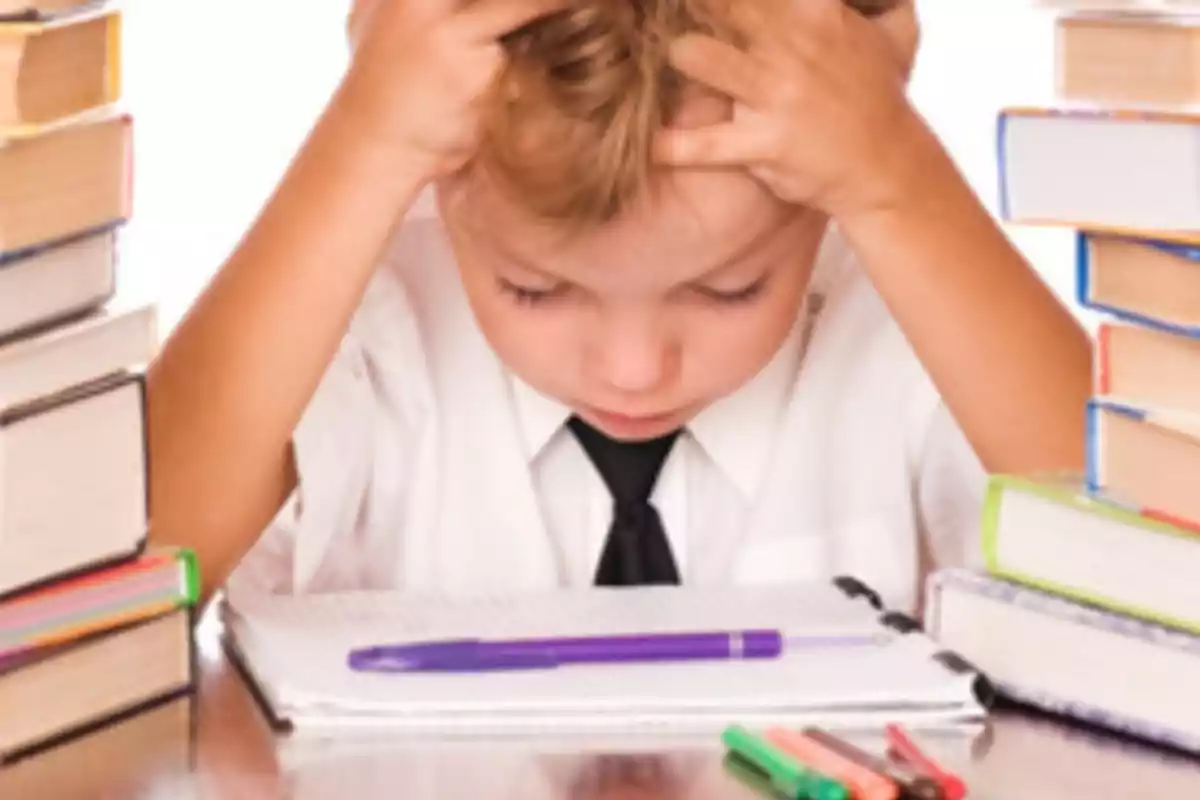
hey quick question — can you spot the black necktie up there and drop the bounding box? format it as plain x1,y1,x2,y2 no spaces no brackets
567,416,682,586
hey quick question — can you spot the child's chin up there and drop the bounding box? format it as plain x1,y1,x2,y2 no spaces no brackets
581,407,687,441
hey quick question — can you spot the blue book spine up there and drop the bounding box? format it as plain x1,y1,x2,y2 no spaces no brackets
1075,231,1200,338
1085,399,1150,496
995,112,1012,221
930,569,1200,756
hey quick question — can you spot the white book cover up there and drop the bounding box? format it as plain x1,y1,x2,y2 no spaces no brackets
927,569,1200,755
0,302,156,412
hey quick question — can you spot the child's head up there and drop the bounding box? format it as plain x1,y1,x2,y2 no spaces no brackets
438,0,918,440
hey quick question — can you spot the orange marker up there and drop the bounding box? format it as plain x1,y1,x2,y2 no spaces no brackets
765,728,898,800
884,725,967,800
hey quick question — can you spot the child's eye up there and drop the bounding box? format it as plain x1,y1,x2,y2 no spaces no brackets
693,276,769,305
497,277,569,306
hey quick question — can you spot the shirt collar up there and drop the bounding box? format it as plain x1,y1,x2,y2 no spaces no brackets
507,303,810,501
686,314,807,498
509,373,573,464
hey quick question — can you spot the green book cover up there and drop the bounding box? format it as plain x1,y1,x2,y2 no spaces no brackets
981,473,1200,635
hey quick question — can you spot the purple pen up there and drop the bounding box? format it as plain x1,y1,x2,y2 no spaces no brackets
349,630,785,673
495,630,785,664
348,629,885,674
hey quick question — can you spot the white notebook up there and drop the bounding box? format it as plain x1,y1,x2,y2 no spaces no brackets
221,579,992,736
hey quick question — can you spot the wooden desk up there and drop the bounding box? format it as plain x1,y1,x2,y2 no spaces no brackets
4,620,1199,799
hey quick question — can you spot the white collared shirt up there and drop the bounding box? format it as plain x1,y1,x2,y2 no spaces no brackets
227,216,986,613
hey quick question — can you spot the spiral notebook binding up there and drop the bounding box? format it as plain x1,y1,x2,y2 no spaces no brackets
833,574,997,708
831,575,884,610
880,611,922,634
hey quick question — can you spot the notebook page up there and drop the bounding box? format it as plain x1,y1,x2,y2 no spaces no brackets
227,582,885,640
224,583,984,729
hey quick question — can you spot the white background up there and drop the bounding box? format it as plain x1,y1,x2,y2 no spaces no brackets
115,0,1078,333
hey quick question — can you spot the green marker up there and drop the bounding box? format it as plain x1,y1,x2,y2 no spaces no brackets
721,725,849,800
723,752,788,799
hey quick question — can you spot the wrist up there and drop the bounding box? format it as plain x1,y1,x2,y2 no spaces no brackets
325,73,438,192
834,128,992,273
830,109,956,231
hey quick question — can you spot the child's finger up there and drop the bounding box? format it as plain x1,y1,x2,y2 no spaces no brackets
653,123,771,168
668,34,766,107
458,0,569,41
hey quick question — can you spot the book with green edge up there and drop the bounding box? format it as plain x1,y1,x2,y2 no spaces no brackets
981,473,1200,636
177,547,200,606
1,547,200,660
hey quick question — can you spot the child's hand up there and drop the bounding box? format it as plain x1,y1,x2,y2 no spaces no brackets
653,0,929,223
338,0,565,182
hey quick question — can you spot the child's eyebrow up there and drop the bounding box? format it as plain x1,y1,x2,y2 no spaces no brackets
474,227,569,283
688,217,791,285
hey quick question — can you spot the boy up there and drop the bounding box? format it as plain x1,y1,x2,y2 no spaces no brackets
147,0,1090,612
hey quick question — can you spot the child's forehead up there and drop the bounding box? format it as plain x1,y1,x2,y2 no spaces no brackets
452,163,803,280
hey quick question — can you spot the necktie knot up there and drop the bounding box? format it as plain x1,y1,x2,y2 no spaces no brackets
566,415,683,586
566,416,680,506
612,501,658,530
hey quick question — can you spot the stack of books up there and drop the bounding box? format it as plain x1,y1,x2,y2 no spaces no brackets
925,8,1200,756
0,1,197,772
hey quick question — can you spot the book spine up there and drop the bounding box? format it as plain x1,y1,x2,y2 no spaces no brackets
0,372,148,602
1082,302,1200,340
978,477,1007,572
178,549,200,605
1000,104,1200,126
0,546,144,606
0,369,141,428
0,220,124,267
119,114,133,224
1096,324,1111,396
1074,229,1091,308
0,685,195,767
1076,231,1200,335
1082,230,1200,260
0,609,195,766
104,11,121,106
134,370,149,541
1085,400,1104,494
1087,400,1200,529
995,111,1012,221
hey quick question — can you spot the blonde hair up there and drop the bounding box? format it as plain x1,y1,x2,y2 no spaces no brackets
478,0,744,226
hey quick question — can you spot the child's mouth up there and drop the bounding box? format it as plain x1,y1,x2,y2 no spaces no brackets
582,407,683,440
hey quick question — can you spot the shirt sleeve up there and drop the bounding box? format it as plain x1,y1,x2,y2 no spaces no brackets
225,270,429,598
914,402,988,574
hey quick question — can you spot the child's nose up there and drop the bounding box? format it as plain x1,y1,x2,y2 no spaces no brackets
596,326,675,395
